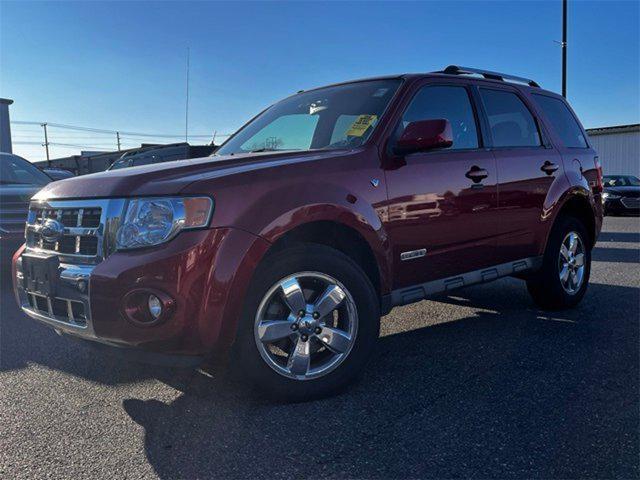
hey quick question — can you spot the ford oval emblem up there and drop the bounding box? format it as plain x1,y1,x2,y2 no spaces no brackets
39,219,65,243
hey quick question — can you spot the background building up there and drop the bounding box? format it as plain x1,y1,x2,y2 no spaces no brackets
587,124,640,177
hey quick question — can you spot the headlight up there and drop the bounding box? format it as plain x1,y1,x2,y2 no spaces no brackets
116,196,213,250
602,192,621,200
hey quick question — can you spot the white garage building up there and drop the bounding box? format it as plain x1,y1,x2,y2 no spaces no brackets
586,124,640,177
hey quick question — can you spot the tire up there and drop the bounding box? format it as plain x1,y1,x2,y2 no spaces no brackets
526,215,591,310
233,244,380,401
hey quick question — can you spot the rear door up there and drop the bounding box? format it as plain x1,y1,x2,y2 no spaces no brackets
382,80,499,288
477,86,563,262
530,92,601,216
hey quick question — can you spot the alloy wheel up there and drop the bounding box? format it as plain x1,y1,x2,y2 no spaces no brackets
558,231,586,294
254,271,358,380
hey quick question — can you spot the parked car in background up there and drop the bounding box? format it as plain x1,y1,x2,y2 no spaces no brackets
42,167,75,181
108,143,217,170
602,175,640,215
12,66,603,400
1,153,51,267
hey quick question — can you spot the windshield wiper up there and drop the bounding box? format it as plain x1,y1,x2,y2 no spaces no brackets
250,148,302,153
0,181,33,185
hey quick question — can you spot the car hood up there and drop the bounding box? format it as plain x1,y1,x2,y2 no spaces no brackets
32,150,346,200
604,186,640,197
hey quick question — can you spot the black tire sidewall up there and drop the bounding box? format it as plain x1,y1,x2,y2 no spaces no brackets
529,216,591,309
234,244,380,401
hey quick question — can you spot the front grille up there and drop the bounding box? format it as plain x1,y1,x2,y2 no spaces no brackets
25,203,104,259
621,197,640,209
32,207,101,228
27,291,87,327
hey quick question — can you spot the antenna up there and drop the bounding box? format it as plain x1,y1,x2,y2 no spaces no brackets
185,47,190,142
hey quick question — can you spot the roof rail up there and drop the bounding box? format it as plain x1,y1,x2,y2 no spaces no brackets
437,65,540,88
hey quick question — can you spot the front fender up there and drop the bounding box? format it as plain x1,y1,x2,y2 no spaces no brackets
259,198,393,294
182,149,391,293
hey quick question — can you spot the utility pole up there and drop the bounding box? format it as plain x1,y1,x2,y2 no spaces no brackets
562,0,567,97
41,123,50,166
185,47,190,142
116,131,121,151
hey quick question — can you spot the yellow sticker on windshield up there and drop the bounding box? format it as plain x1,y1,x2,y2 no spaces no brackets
346,115,378,137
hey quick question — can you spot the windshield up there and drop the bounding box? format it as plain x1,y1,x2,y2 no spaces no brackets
603,175,640,187
0,154,50,185
109,157,132,170
216,79,401,156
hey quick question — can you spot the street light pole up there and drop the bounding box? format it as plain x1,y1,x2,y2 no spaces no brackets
185,47,190,143
562,0,567,98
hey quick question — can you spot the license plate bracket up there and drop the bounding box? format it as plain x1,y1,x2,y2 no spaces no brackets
22,252,60,297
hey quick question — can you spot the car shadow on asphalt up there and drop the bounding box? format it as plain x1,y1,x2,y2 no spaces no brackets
0,282,190,386
121,281,639,479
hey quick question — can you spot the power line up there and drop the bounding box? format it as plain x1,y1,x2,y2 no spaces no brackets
10,120,231,138
14,141,111,151
11,120,234,159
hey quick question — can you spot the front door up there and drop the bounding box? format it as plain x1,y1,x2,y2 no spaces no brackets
382,83,499,289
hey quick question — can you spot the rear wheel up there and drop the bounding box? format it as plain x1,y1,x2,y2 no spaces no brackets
526,216,591,310
234,244,380,401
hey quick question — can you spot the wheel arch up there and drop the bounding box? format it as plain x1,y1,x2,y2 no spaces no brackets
549,188,598,249
263,219,387,299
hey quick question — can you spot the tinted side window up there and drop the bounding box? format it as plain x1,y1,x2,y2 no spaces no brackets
533,94,587,148
402,86,479,150
480,89,541,147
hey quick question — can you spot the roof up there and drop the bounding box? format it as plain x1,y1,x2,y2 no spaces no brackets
297,66,547,95
586,124,640,135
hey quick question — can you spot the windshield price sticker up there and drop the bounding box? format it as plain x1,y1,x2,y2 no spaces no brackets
346,115,378,137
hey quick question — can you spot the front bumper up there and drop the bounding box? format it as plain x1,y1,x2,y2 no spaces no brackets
13,227,271,360
604,197,640,215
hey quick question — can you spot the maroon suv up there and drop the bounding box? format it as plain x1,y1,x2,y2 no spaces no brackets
13,66,603,400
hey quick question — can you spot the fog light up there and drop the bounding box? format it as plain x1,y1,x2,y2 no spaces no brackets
122,289,175,326
148,294,162,319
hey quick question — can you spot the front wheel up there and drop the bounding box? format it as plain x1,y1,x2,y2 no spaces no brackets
233,244,380,401
527,216,591,310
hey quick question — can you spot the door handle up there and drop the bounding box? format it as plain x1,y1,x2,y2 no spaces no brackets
541,161,559,175
465,166,488,183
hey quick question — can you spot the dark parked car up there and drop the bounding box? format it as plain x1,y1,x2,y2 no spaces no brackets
108,143,216,170
1,153,52,267
602,175,640,215
42,167,75,181
12,66,602,400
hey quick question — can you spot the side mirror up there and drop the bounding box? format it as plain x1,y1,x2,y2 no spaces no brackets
394,119,453,155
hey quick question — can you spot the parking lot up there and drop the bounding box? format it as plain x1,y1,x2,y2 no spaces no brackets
0,216,638,479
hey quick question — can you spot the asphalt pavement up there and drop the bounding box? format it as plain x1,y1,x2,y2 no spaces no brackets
1,217,638,479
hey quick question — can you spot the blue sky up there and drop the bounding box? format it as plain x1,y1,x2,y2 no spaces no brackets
1,0,638,161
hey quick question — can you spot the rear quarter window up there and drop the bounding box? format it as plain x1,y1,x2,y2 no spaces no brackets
533,94,587,148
